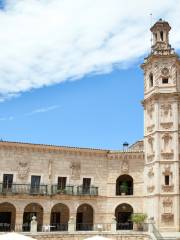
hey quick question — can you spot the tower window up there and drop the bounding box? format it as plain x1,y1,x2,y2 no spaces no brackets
162,78,168,84
149,73,153,87
160,31,164,41
165,175,169,185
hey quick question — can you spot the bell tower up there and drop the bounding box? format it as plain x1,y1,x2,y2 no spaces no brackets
142,19,180,231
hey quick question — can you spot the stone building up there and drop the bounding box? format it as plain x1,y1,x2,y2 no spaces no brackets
0,19,179,234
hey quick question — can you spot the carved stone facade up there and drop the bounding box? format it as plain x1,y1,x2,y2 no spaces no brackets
0,19,180,235
142,19,180,232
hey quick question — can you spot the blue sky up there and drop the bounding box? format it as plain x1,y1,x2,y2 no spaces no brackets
0,0,180,150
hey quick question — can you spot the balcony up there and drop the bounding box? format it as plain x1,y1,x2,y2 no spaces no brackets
77,186,98,196
51,185,74,195
0,183,48,195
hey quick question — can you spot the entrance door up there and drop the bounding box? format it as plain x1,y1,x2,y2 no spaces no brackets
51,212,61,231
76,212,83,230
0,212,11,231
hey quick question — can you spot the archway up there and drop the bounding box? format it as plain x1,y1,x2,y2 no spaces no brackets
23,203,43,231
116,175,133,195
115,203,133,230
0,202,16,232
76,204,93,231
50,203,69,231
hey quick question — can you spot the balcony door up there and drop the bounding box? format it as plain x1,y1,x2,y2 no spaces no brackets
3,174,13,192
83,178,91,194
57,177,66,190
31,176,41,194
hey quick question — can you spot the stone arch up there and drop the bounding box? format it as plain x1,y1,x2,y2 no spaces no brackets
0,202,16,232
50,203,69,231
76,203,94,231
116,174,133,195
23,203,43,232
115,203,133,230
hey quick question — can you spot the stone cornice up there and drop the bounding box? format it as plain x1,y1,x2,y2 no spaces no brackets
107,152,144,160
142,92,180,106
141,52,180,69
0,141,108,156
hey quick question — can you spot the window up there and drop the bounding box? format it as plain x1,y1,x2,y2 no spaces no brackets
31,175,41,187
149,73,153,87
162,78,168,84
57,177,66,190
3,174,13,189
165,175,170,185
83,178,91,193
160,31,164,41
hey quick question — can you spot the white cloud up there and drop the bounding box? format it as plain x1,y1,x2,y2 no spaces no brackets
25,105,59,116
0,0,179,100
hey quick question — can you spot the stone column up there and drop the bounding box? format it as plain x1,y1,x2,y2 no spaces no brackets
43,211,51,225
68,216,75,233
111,217,117,233
148,218,155,233
15,211,24,232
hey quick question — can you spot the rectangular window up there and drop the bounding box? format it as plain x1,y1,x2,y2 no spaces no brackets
165,175,170,185
162,78,168,84
31,175,41,194
3,174,13,189
57,177,66,190
82,178,91,193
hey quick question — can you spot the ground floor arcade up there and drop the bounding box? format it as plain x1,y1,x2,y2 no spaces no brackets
0,201,135,232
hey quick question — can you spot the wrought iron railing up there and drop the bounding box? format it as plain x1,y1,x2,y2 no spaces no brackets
76,223,94,231
116,222,133,230
77,186,98,196
51,185,74,195
0,183,48,195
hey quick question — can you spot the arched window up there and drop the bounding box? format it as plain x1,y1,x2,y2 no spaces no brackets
149,73,153,87
160,31,164,41
116,175,133,195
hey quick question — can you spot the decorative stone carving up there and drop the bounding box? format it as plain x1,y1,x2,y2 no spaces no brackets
163,197,173,208
148,137,154,154
147,124,155,133
148,167,154,177
147,105,154,121
147,185,155,193
161,134,172,153
121,160,129,173
147,154,155,162
160,122,173,129
161,213,174,222
17,161,30,180
161,152,174,159
160,104,172,122
163,165,172,176
162,184,174,192
70,161,81,180
161,67,169,76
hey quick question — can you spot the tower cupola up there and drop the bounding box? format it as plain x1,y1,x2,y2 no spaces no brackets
150,19,172,54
